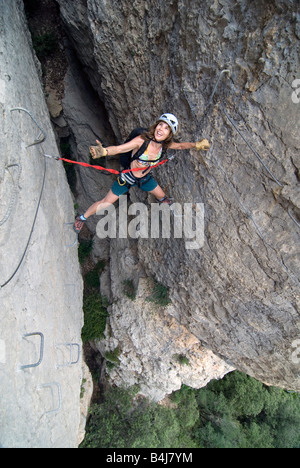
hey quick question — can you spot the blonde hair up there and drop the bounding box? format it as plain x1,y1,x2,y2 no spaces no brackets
142,121,174,150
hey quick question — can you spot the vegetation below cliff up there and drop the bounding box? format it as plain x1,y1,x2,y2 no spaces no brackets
81,371,300,449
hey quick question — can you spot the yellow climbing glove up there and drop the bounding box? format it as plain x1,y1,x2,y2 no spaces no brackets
90,140,108,159
195,138,210,151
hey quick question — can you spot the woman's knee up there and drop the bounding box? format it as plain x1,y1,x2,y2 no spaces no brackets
149,185,165,199
103,189,119,204
96,191,119,213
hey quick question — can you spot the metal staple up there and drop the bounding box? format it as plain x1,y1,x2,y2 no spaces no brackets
20,332,44,370
10,107,46,147
0,163,22,227
0,108,47,289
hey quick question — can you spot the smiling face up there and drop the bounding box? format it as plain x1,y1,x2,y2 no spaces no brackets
154,121,172,142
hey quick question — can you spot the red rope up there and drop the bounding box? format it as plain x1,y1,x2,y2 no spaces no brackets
59,158,119,174
59,158,168,174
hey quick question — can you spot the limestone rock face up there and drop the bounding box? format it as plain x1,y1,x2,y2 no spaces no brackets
57,0,300,394
95,270,234,401
0,1,86,448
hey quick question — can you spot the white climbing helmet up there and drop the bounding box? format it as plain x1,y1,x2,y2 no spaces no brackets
158,113,179,135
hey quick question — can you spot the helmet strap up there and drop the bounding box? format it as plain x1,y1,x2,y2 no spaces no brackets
152,137,165,144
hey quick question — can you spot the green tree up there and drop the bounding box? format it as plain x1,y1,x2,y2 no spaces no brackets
193,371,300,448
243,422,273,448
211,371,267,417
80,372,300,449
81,292,108,342
81,385,197,448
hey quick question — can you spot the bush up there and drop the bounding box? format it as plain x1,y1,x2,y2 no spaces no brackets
81,292,108,342
80,386,197,449
123,279,136,300
146,280,171,307
80,371,300,448
32,32,57,59
173,354,190,366
78,239,93,264
194,371,300,448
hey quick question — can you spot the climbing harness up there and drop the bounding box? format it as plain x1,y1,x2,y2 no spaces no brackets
117,175,127,186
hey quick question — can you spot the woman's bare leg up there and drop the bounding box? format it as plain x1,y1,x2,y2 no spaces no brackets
84,190,119,218
149,185,174,205
149,185,166,200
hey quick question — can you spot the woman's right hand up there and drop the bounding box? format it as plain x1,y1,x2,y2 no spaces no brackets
195,139,210,151
90,140,108,159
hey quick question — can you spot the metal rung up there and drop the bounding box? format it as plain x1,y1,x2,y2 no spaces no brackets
20,332,44,370
0,163,22,227
207,69,231,107
10,107,47,147
63,284,77,303
64,222,78,248
55,343,81,368
38,382,62,416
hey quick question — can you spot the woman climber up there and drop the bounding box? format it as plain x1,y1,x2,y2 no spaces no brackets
74,113,210,233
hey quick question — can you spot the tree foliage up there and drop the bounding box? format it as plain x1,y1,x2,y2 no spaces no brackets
80,386,197,448
193,372,300,448
80,372,300,448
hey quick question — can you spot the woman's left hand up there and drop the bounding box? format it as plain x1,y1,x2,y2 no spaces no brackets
195,139,210,151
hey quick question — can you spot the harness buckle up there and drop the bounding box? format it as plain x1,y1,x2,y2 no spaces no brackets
118,175,127,186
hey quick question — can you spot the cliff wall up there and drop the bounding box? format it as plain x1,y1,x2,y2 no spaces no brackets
2,0,298,437
56,0,300,398
0,0,87,448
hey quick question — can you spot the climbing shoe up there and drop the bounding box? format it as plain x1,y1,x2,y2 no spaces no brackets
73,215,86,233
159,196,174,206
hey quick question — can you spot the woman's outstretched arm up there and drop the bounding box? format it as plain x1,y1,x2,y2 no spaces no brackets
168,138,210,151
90,136,144,159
